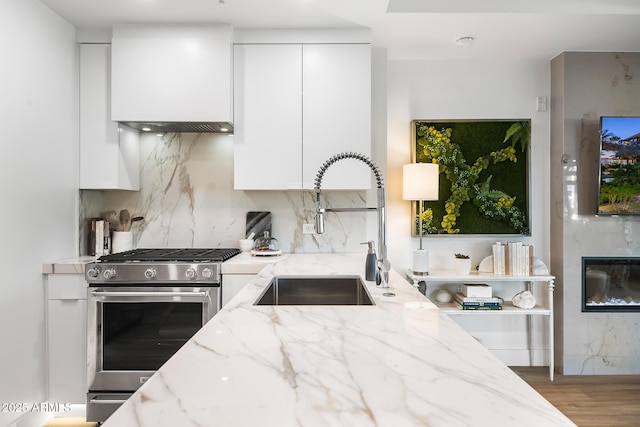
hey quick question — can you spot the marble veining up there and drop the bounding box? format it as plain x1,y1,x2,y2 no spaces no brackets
80,133,372,254
102,254,574,427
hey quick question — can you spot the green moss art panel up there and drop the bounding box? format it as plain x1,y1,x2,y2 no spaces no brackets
411,119,531,236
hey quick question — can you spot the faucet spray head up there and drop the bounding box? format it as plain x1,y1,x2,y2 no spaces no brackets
315,211,325,234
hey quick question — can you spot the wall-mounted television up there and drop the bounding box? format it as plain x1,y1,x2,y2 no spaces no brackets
598,116,640,215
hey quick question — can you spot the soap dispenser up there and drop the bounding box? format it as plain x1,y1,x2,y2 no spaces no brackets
362,241,377,281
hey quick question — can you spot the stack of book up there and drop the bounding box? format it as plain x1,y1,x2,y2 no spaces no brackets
89,218,111,256
454,293,503,310
491,241,533,276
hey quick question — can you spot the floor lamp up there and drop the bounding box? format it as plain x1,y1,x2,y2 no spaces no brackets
403,163,439,275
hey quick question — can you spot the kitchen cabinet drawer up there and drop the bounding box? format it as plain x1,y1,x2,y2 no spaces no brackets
48,274,87,300
233,42,371,190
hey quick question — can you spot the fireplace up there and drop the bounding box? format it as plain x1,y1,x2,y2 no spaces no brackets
582,257,640,312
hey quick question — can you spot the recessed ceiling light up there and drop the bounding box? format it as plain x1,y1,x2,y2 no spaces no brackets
220,127,229,132
142,127,151,132
455,36,475,47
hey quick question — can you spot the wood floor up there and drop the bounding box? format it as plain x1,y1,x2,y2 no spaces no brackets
511,367,640,427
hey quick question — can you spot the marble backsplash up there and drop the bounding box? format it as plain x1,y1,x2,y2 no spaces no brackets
80,133,374,255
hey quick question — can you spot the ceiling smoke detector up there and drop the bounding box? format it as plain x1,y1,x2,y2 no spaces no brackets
455,36,475,47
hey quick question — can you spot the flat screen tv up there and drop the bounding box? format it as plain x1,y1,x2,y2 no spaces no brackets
598,116,640,215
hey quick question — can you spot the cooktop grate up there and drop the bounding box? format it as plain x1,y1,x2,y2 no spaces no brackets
98,248,241,263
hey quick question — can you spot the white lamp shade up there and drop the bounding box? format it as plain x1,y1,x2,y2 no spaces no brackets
403,163,439,201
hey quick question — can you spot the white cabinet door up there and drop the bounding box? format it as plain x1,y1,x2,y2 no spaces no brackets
111,25,233,123
79,44,140,190
302,44,372,190
222,274,257,307
47,274,87,403
48,299,86,403
233,44,303,190
233,43,371,190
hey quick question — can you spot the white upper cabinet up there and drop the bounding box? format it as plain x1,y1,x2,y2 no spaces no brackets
302,44,371,190
233,44,303,190
79,44,140,190
233,36,371,190
111,24,233,124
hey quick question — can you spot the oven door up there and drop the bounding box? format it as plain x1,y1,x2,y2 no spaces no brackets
87,286,219,392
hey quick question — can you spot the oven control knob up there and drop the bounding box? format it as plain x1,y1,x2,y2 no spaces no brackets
87,267,101,279
185,268,197,280
144,268,157,279
202,268,214,279
103,268,117,279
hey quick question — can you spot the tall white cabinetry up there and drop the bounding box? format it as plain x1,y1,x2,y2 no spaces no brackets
234,39,371,190
234,44,302,190
302,44,371,190
46,273,87,403
79,43,139,190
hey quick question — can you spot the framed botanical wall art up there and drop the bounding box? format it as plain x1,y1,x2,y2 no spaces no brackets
411,119,531,236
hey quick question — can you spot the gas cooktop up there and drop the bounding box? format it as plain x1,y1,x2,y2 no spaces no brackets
97,248,241,263
87,248,241,285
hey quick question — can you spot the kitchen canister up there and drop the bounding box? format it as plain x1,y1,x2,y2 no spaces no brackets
112,231,133,253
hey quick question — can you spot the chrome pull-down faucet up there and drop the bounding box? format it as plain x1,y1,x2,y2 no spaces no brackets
314,152,390,288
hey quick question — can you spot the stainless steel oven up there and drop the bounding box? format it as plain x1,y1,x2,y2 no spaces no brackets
84,248,240,423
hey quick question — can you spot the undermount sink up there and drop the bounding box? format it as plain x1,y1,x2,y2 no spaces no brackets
254,276,375,306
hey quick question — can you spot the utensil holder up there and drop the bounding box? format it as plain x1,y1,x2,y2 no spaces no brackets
112,231,133,254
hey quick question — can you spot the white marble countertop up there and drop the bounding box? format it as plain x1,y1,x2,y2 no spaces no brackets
43,251,271,275
221,252,278,274
41,256,96,274
101,253,574,427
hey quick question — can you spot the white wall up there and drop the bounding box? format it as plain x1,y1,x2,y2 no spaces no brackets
0,1,77,426
385,58,551,365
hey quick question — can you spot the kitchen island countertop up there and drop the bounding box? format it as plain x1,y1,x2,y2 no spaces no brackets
102,253,575,427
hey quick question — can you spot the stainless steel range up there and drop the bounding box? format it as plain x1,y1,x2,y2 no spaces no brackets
84,248,240,423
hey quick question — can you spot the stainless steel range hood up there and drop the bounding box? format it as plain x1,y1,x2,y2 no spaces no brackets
119,121,234,134
111,24,234,134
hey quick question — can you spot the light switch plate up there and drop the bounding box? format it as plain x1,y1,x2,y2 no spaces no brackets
302,223,315,234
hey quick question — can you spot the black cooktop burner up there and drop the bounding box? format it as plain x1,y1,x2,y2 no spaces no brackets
98,248,241,263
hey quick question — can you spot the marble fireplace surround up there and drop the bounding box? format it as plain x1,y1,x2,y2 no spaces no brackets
551,51,640,375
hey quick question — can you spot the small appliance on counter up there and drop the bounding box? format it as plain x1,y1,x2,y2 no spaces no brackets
251,231,282,256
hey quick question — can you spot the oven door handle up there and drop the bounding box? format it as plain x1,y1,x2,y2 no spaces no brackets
90,290,209,298
89,398,129,405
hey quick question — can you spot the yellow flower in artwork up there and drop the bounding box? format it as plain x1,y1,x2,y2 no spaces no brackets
414,120,529,235
497,195,515,209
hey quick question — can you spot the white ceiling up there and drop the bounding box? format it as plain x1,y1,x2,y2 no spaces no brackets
38,0,640,60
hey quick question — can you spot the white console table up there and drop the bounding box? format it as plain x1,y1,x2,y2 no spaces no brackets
408,270,555,381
